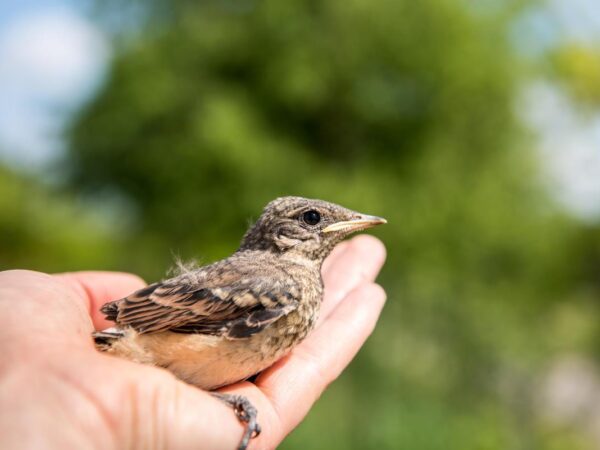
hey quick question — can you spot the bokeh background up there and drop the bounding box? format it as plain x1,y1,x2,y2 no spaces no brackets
2,0,600,448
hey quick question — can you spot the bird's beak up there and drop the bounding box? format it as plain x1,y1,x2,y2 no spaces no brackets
322,214,387,234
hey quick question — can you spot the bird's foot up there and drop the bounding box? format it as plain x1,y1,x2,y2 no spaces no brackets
212,393,261,450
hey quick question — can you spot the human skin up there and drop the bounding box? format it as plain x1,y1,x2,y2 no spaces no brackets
0,235,386,450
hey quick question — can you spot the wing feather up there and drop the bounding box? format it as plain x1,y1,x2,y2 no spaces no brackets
100,258,300,338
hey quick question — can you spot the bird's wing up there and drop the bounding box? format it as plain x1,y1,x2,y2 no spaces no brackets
100,261,300,339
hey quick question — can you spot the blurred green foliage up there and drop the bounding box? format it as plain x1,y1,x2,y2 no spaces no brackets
3,0,600,448
0,165,120,272
551,43,600,109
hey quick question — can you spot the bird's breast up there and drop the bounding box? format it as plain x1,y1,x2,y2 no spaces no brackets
264,271,323,353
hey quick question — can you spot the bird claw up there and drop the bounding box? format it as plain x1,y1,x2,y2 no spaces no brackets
212,393,261,449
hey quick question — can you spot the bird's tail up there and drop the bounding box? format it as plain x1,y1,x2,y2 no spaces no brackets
92,328,124,351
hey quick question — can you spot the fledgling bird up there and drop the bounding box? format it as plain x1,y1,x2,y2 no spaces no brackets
93,196,386,449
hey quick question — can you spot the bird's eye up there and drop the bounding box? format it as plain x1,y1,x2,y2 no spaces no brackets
302,210,321,226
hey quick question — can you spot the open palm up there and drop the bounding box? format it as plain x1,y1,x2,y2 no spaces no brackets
0,235,386,450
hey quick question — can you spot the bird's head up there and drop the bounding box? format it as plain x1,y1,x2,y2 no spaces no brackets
239,196,386,262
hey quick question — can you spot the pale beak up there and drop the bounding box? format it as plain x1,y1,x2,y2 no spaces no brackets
322,214,387,234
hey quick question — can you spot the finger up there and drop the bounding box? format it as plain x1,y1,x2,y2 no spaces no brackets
228,282,386,448
319,235,386,322
0,270,96,348
55,271,146,330
320,240,350,274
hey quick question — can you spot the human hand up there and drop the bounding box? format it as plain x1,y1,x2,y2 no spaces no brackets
0,235,386,450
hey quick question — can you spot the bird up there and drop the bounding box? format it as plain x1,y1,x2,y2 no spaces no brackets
93,196,386,449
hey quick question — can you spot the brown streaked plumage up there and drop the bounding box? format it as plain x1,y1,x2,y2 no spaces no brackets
93,196,386,449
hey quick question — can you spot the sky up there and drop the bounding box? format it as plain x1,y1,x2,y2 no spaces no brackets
522,83,600,221
0,0,109,170
518,0,600,221
0,0,598,220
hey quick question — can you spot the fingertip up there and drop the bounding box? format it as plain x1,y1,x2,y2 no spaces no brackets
321,236,386,322
333,282,387,331
321,240,351,273
358,281,387,304
348,234,387,264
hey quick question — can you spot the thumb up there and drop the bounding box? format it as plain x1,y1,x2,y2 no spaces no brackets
0,270,93,349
